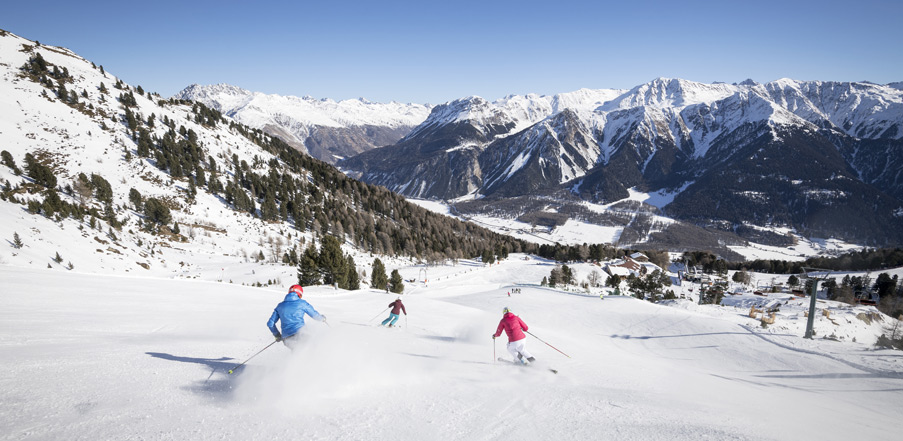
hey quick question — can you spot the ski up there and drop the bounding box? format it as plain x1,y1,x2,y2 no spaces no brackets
497,357,557,374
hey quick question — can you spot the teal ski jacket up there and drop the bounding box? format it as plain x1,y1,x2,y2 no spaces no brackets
267,293,323,338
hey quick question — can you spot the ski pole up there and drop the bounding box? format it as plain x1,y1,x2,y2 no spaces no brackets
368,307,391,323
227,340,279,374
493,336,496,362
526,331,571,358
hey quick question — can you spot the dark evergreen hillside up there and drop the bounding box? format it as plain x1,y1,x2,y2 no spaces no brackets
735,247,903,274
667,127,903,246
155,101,529,262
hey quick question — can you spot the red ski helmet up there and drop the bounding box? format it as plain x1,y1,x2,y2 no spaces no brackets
289,284,304,298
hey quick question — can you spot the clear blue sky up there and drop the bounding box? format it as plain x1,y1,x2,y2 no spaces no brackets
5,0,902,104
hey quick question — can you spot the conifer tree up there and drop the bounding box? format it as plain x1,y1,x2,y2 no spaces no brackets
90,174,113,203
1,150,21,175
187,178,197,201
548,266,561,287
345,255,360,290
297,243,321,286
12,232,23,249
319,235,346,287
128,188,142,210
24,153,57,188
482,249,495,266
371,258,388,290
56,80,67,101
144,198,172,225
561,265,574,285
389,269,404,294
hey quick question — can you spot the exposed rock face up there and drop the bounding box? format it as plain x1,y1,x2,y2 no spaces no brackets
341,78,903,245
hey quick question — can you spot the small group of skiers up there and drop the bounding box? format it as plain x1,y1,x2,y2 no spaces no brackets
265,284,407,350
266,284,536,366
506,288,522,297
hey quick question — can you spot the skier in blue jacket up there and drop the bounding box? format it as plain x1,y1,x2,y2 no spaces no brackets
267,285,326,350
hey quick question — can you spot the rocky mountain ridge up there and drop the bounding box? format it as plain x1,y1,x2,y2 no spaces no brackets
175,83,432,164
340,77,903,246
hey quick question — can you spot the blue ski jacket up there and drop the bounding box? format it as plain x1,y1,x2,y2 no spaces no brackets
267,293,324,338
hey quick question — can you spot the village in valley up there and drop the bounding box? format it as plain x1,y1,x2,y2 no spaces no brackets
517,249,901,348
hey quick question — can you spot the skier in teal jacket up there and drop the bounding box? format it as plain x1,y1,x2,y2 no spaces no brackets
267,285,326,349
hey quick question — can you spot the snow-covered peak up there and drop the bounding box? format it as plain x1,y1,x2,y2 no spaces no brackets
413,88,627,139
550,88,625,113
604,77,740,110
758,78,903,139
176,83,255,113
175,83,432,129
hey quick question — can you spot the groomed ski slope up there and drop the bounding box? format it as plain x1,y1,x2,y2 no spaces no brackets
1,257,901,441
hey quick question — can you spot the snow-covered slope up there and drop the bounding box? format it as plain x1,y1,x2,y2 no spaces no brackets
175,83,431,163
2,257,902,440
2,29,901,439
0,30,316,280
1,29,514,285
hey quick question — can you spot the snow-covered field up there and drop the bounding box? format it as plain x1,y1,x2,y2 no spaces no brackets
2,256,901,441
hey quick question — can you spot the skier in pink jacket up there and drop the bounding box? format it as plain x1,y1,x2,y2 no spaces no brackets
492,307,535,364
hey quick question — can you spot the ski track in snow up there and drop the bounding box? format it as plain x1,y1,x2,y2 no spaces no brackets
2,258,903,441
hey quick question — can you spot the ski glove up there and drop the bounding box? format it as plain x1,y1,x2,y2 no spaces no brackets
274,333,282,342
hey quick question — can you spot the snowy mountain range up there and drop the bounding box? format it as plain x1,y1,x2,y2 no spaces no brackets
175,83,431,164
3,28,902,441
4,22,901,259
340,78,903,246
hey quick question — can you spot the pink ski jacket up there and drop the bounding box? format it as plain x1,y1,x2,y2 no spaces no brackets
494,312,528,342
